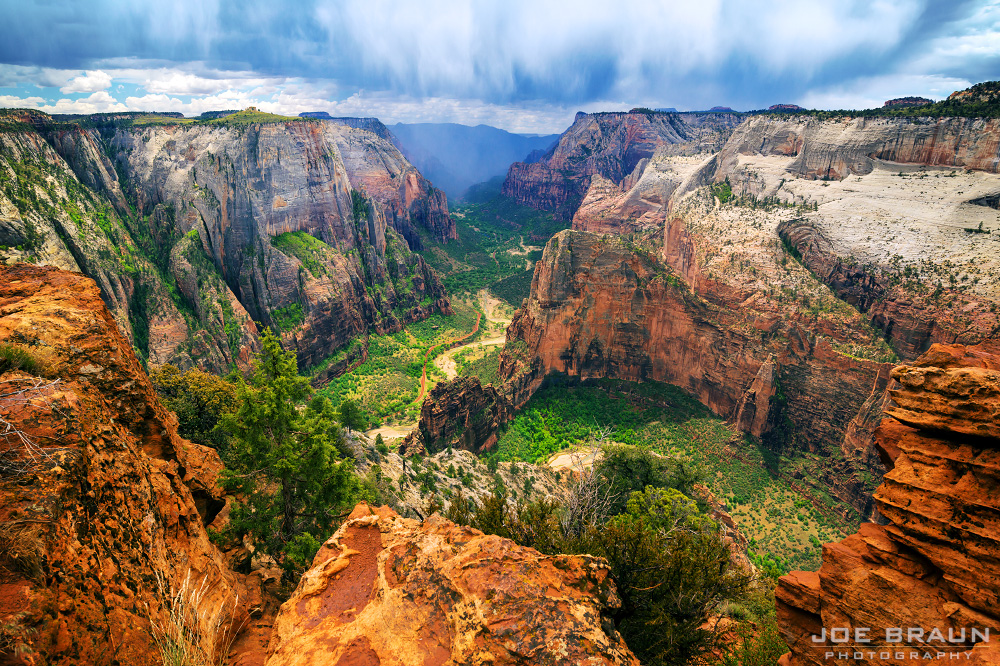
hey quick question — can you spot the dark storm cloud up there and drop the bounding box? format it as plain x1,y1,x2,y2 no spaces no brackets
0,0,996,128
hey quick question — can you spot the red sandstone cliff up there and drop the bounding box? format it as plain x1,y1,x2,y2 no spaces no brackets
776,342,1000,665
0,264,248,664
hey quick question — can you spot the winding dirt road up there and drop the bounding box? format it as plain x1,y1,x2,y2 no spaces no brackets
364,290,512,441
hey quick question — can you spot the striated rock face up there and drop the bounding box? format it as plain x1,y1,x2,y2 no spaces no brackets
502,111,741,219
108,119,450,370
501,231,884,462
0,264,247,665
265,503,639,666
0,112,452,373
716,115,1000,181
327,117,457,248
776,342,1000,665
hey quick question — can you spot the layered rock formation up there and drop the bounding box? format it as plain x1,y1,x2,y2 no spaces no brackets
326,117,457,249
778,218,999,359
265,503,639,666
0,264,247,664
776,342,1000,665
0,110,453,373
715,114,1000,182
502,110,741,219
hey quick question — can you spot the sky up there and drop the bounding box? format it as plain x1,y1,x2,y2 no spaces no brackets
0,0,997,133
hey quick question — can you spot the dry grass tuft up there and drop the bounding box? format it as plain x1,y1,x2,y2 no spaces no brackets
147,569,244,666
0,343,60,379
0,522,44,581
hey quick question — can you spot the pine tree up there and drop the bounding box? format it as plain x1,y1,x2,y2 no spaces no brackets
338,398,367,433
220,330,359,574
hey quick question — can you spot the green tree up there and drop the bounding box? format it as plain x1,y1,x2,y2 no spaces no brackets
338,398,366,433
220,330,359,574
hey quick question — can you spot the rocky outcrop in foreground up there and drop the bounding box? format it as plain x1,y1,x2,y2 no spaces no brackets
266,503,639,666
776,342,1000,665
0,264,246,664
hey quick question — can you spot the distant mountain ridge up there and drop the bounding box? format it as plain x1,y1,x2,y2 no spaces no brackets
389,122,560,200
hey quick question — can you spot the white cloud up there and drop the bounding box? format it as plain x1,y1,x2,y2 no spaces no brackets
60,70,113,94
31,91,130,114
0,94,48,108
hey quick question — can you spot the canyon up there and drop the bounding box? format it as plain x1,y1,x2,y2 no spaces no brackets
0,263,643,664
2,85,1000,665
413,106,1000,526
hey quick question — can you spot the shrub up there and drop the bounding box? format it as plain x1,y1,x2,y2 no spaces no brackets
220,330,360,576
150,365,238,449
0,343,55,378
0,521,44,581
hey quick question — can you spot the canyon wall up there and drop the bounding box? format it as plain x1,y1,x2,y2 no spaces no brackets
415,109,1000,527
715,115,1000,181
411,227,888,518
502,111,742,219
776,342,1000,665
778,217,998,360
0,111,453,373
0,264,249,664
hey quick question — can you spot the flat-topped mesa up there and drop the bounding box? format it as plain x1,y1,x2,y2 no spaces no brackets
0,264,247,665
775,342,1000,666
502,111,742,220
265,503,640,666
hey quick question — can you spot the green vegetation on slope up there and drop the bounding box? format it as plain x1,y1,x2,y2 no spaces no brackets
488,378,848,574
201,108,306,126
149,364,239,450
454,345,502,386
218,331,370,576
313,301,482,426
447,446,784,666
270,231,332,277
419,196,566,305
750,80,1000,119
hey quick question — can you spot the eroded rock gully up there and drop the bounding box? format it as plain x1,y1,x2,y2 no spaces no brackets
776,342,1000,666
